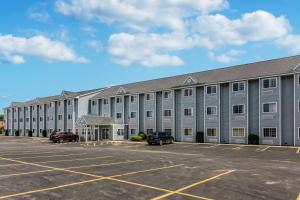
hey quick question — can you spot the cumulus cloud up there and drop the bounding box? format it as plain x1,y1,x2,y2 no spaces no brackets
27,2,51,23
208,50,245,63
55,0,228,31
85,40,103,52
0,34,89,64
275,34,300,54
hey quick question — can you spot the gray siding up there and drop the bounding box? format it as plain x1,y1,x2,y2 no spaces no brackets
181,87,196,142
110,97,115,120
295,74,300,146
102,98,110,117
144,93,156,132
115,96,124,124
129,95,139,135
174,90,182,141
248,80,259,136
162,90,174,136
196,87,204,133
138,94,144,132
156,92,163,132
57,101,64,132
220,83,229,144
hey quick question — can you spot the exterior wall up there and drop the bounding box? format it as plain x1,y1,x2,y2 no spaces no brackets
110,97,115,120
32,105,39,136
129,95,139,136
114,96,124,125
46,102,56,134
66,99,73,132
38,104,45,136
229,81,248,144
204,84,220,143
24,106,30,135
156,92,163,132
4,108,8,131
138,94,144,132
181,87,196,142
196,87,204,133
174,90,182,141
294,74,300,146
8,108,13,134
162,90,174,136
144,93,156,133
90,99,98,115
259,77,281,145
57,100,64,132
101,98,110,117
248,80,259,136
19,107,24,135
220,84,230,144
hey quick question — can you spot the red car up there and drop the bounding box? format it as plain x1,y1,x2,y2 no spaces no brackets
51,132,79,143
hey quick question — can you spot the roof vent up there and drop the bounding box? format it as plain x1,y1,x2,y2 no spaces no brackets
183,76,197,85
116,87,126,95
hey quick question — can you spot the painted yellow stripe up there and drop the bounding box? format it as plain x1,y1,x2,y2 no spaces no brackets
258,146,270,152
232,145,243,150
0,163,25,167
151,170,235,200
296,193,300,200
13,153,87,159
296,148,300,154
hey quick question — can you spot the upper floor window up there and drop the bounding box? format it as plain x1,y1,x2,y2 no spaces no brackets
130,96,137,103
146,94,152,100
164,110,172,117
184,89,193,97
206,85,217,95
298,75,300,85
207,107,217,115
39,117,43,122
116,113,122,119
184,108,193,116
232,82,245,92
263,78,277,89
263,128,277,138
68,100,72,106
58,115,62,120
20,118,23,123
39,106,42,110
116,97,122,103
32,106,35,111
164,91,171,99
103,99,109,105
232,105,245,114
26,118,29,122
68,114,72,120
32,117,36,122
130,112,136,118
263,102,277,113
92,100,96,106
58,101,61,107
146,111,153,118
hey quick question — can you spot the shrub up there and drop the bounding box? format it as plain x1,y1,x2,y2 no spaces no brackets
138,132,147,140
28,130,33,137
5,130,9,136
196,132,204,143
42,130,47,138
15,130,20,136
131,135,142,141
248,134,259,145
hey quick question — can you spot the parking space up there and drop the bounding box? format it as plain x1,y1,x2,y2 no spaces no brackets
0,136,299,200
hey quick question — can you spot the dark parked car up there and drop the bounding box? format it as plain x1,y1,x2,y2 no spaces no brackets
49,131,57,141
52,132,79,143
147,132,174,145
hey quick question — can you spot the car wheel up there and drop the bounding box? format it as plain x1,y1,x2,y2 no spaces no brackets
159,140,163,146
59,138,63,143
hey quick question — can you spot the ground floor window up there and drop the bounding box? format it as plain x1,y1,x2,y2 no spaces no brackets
184,128,193,136
263,128,277,138
207,128,217,137
232,128,245,137
117,129,124,136
68,129,72,133
131,129,136,135
147,129,154,134
40,129,42,134
165,129,172,135
33,129,35,133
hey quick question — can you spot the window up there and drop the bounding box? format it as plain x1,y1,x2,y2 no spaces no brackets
58,101,61,107
103,99,109,105
20,118,23,123
165,129,172,135
117,129,124,136
164,91,171,99
263,102,277,113
164,110,172,117
32,118,36,122
68,114,72,120
146,111,153,118
33,129,35,133
206,85,217,94
263,128,277,137
58,115,62,120
26,118,29,122
92,100,96,106
184,108,193,116
40,129,42,134
207,128,217,137
184,89,193,97
263,78,277,89
130,96,137,103
25,107,28,111
131,129,136,135
232,128,245,137
32,106,35,111
47,117,49,121
146,94,152,100
298,75,300,85
39,106,42,110
147,129,153,134
39,117,43,122
116,97,122,103
207,107,217,115
298,101,300,112
14,119,17,122
130,112,136,118
68,100,72,105
184,128,193,136
298,128,300,138
232,82,245,92
116,113,122,119
233,105,244,114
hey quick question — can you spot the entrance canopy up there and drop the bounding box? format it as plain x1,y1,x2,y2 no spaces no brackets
76,115,112,128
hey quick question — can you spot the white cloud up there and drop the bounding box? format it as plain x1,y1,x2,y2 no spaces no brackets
27,2,51,23
55,0,228,31
192,10,291,49
208,50,245,63
275,34,300,54
0,34,89,64
108,32,193,67
85,40,102,52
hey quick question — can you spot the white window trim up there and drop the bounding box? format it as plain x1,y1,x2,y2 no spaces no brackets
232,104,245,115
146,94,153,101
232,82,245,92
262,127,278,138
164,109,172,118
183,128,193,136
183,108,193,117
262,77,277,89
130,112,137,118
262,102,278,113
206,106,217,116
146,110,154,118
206,128,217,137
206,85,217,95
116,113,122,119
130,95,137,103
232,127,245,137
163,91,171,99
183,88,193,97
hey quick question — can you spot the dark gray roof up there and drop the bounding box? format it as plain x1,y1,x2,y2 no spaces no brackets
91,55,300,99
76,115,112,127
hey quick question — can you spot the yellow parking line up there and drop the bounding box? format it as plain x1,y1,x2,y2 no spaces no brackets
0,163,25,167
296,148,300,154
232,145,243,150
0,151,60,156
13,153,87,159
258,146,270,152
296,193,300,200
151,170,236,200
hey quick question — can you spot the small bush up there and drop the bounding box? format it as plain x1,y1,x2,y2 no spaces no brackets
131,135,142,141
15,130,20,136
5,130,9,136
138,132,147,140
196,132,204,143
42,130,47,138
28,130,33,137
248,134,259,145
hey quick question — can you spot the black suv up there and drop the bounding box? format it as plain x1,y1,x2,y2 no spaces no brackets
147,132,174,145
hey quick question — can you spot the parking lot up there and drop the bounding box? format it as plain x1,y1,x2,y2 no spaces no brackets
0,136,299,200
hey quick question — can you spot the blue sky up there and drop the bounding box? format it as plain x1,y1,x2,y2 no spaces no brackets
1,0,300,113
